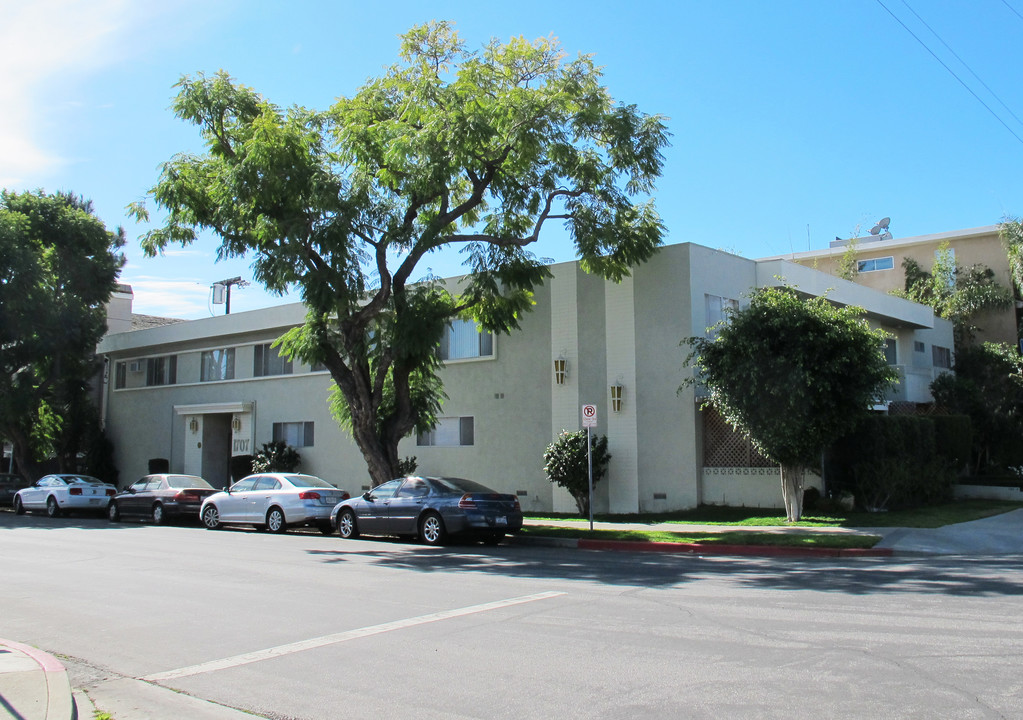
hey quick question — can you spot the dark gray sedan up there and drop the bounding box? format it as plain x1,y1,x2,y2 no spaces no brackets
108,474,218,525
330,476,523,545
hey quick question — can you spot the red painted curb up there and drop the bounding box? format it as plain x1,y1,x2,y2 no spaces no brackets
575,539,893,558
1,638,66,673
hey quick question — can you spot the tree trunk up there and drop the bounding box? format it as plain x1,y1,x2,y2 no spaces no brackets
780,463,805,522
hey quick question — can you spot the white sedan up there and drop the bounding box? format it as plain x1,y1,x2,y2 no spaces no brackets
14,474,117,517
200,473,349,534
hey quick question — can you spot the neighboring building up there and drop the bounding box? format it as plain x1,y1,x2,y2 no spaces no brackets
96,243,953,512
764,225,1019,347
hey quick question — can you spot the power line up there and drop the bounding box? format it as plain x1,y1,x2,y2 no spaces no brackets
876,0,1023,148
999,0,1023,23
899,0,1023,131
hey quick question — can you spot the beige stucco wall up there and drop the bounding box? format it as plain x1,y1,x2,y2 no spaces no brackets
775,226,1017,346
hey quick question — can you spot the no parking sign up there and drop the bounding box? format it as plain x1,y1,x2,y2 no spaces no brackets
581,404,597,428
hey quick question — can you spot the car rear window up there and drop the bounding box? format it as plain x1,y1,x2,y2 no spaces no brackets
167,476,213,489
284,475,335,489
428,477,496,494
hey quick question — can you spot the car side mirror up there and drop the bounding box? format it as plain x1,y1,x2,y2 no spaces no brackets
363,491,373,501
127,487,136,494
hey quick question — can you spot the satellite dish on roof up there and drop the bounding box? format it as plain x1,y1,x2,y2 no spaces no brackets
869,225,882,235
878,217,890,230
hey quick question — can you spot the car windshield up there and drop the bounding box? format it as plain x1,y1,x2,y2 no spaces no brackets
167,476,214,489
282,475,335,489
427,477,498,494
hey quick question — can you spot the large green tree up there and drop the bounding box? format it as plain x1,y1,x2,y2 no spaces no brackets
0,191,125,480
131,22,669,486
683,287,897,521
930,342,1023,473
894,241,1012,349
1000,217,1023,338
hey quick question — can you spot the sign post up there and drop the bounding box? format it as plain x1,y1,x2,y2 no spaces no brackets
581,404,597,531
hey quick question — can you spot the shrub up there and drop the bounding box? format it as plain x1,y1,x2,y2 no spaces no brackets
251,441,301,473
543,431,611,517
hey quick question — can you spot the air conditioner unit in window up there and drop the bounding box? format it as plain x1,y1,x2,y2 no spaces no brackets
128,361,143,373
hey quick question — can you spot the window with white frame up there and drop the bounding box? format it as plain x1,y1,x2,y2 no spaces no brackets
417,416,474,446
932,345,952,370
704,294,738,336
857,256,895,273
201,348,236,382
146,356,177,386
439,319,493,360
272,421,314,448
254,343,293,377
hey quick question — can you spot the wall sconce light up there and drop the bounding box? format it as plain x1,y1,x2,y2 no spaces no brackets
554,357,567,385
231,416,242,432
189,417,199,434
610,383,624,413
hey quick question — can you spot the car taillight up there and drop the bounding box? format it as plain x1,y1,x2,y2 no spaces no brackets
458,494,476,509
174,491,198,501
298,491,321,500
106,488,116,496
341,491,351,500
69,487,83,496
513,498,521,511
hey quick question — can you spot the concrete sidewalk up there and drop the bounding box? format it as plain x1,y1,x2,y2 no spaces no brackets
0,639,73,720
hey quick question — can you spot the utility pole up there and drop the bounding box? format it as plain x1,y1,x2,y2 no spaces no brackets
212,277,249,315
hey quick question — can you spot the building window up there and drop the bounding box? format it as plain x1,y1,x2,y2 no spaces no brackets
146,356,177,386
114,362,127,389
254,344,293,377
914,341,925,353
201,348,236,382
704,294,738,336
883,339,897,365
418,416,474,446
272,421,314,448
439,320,493,360
857,256,895,273
932,345,952,369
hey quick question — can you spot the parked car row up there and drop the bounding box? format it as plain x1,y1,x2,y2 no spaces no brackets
11,471,523,545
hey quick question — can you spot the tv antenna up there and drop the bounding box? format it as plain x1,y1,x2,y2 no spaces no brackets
211,276,249,315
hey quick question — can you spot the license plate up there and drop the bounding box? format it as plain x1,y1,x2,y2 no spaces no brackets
89,498,101,505
494,516,507,526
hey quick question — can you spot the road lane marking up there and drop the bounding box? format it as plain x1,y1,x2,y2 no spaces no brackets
142,591,565,681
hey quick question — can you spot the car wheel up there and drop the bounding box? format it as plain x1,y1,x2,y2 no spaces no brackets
13,496,24,515
419,512,446,546
266,507,287,533
151,503,165,525
337,509,359,539
108,502,120,522
201,505,221,530
46,496,61,518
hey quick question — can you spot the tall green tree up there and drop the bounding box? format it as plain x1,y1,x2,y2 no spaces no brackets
0,190,125,480
1000,217,1023,338
682,287,896,521
930,342,1023,473
131,22,669,486
894,241,1012,349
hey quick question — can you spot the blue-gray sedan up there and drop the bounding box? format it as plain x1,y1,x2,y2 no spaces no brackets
331,476,523,545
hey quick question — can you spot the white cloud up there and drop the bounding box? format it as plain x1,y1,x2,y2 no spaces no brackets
122,275,212,319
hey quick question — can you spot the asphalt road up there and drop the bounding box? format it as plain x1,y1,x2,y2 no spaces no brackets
2,511,1022,719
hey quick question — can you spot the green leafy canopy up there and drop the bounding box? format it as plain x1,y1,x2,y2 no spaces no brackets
682,286,897,469
130,22,669,484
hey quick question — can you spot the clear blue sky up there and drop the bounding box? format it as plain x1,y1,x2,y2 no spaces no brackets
4,0,1023,318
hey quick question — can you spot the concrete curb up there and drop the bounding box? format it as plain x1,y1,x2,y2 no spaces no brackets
511,534,893,558
0,639,75,720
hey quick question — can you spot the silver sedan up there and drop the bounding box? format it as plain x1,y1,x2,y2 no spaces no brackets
199,473,349,534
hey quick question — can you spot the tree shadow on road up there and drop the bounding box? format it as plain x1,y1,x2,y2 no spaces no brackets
306,541,1023,597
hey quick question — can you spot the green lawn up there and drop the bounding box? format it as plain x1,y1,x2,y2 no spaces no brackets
526,499,1023,529
518,526,880,549
520,499,1023,549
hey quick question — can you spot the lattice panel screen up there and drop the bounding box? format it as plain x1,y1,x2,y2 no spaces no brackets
702,406,774,468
